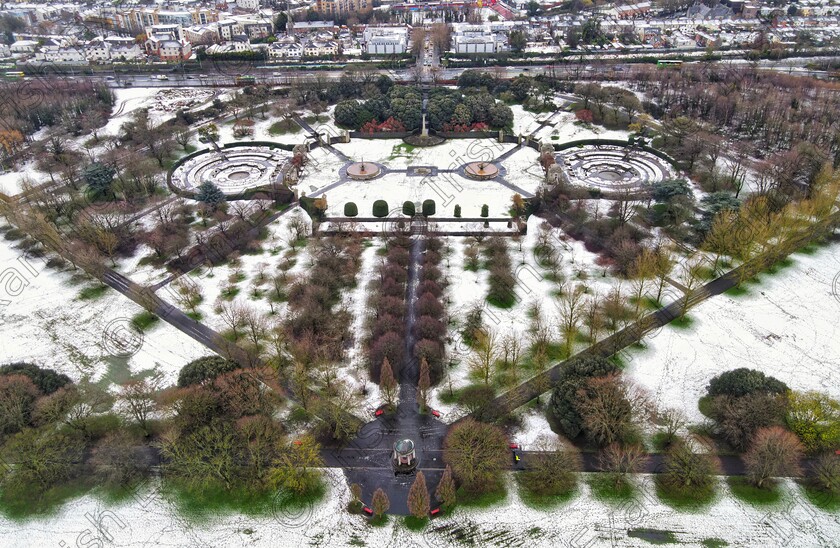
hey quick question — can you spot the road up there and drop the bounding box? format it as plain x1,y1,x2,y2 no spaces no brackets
27,54,829,89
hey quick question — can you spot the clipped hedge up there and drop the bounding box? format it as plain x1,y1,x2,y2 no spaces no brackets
403,201,416,216
422,199,436,217
372,200,389,218
344,202,359,217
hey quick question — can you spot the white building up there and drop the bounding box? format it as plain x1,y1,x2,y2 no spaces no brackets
451,23,504,54
268,41,303,59
237,0,260,10
363,26,408,55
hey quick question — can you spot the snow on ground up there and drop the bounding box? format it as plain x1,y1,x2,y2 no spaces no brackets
179,207,312,333
322,172,523,219
625,241,840,423
4,470,837,547
541,112,630,143
0,229,207,386
340,239,382,414
333,139,515,171
499,145,542,195
0,159,52,196
432,215,629,418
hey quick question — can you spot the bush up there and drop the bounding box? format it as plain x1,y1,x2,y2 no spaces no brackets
454,204,462,218
480,204,489,217
178,356,239,387
343,202,358,217
372,200,389,218
549,356,620,439
0,362,71,395
457,384,496,414
444,418,509,494
402,201,416,216
422,199,436,216
707,368,788,398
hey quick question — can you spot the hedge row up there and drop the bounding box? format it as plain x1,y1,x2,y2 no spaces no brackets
414,237,447,384
367,235,411,380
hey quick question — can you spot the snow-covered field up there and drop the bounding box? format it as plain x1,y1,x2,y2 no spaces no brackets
333,139,515,171
3,470,836,548
431,215,627,417
625,241,840,423
0,228,208,386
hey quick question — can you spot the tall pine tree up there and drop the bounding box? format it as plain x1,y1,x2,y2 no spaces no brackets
418,357,430,411
407,471,430,519
380,357,397,408
436,464,456,508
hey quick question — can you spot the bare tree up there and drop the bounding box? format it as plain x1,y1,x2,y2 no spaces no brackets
745,426,804,488
468,329,500,386
598,443,647,488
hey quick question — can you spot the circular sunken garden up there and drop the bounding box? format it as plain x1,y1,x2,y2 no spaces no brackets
559,145,674,193
172,146,291,195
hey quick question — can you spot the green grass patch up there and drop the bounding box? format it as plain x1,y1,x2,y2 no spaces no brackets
701,539,728,548
587,474,636,504
487,293,516,309
795,244,820,255
402,515,428,531
517,479,577,510
220,286,241,300
725,285,750,297
185,311,203,321
161,478,324,523
131,310,159,331
77,284,110,300
627,528,679,545
455,486,507,509
0,478,95,520
369,514,389,527
654,476,716,511
726,476,782,507
798,481,840,512
763,256,795,275
268,119,299,135
669,315,693,329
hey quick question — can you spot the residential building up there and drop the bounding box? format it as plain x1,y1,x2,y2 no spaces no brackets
315,0,372,18
363,26,408,54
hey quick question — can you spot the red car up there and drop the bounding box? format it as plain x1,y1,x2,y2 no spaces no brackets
431,410,441,418
375,408,384,417
363,506,373,516
430,508,441,517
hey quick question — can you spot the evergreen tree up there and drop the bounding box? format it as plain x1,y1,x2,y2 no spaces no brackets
418,357,430,411
372,487,390,518
407,471,430,518
436,464,456,508
380,357,397,408
196,181,226,211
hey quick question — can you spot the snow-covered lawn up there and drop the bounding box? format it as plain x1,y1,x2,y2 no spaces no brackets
625,241,840,423
432,215,627,418
178,207,312,332
4,470,837,547
333,139,515,171
0,230,207,386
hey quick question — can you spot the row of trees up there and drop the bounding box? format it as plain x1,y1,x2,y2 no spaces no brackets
334,86,513,133
0,358,328,511
414,237,447,392
368,236,411,383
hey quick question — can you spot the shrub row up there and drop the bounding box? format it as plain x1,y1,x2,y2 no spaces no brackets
367,236,411,380
484,236,516,308
413,237,447,384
